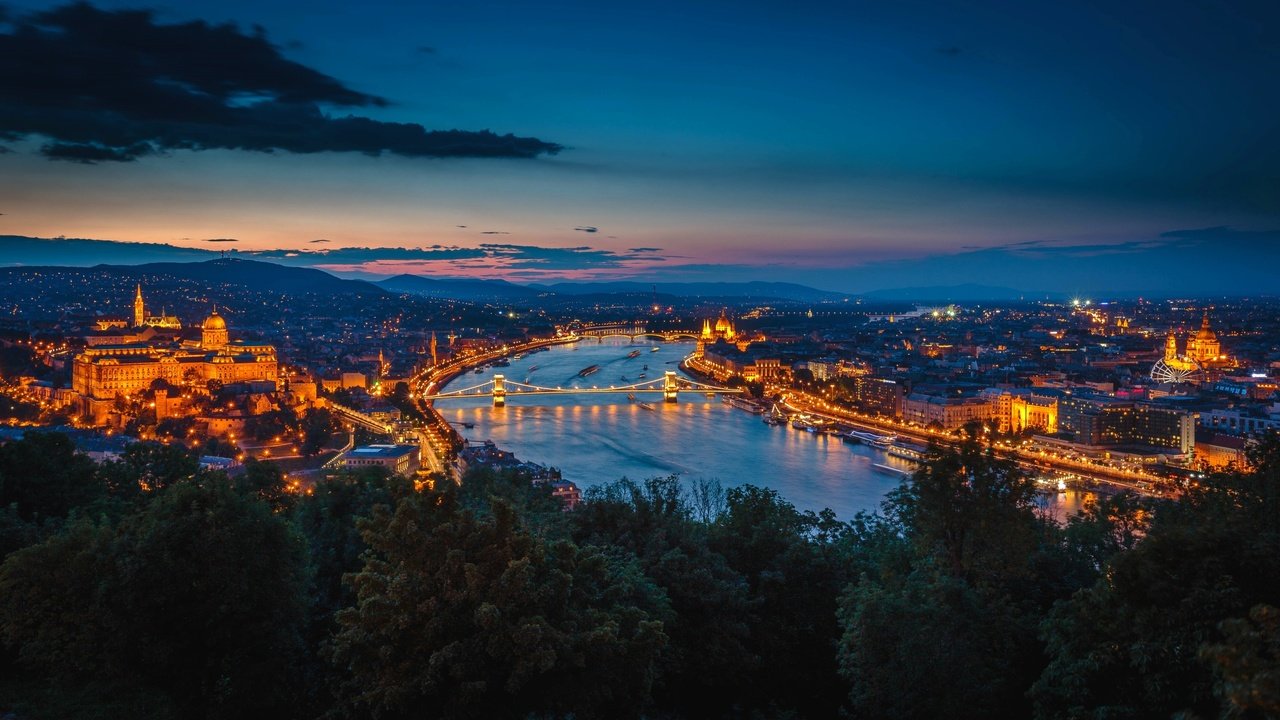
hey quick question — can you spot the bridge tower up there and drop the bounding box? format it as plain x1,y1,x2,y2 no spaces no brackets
492,374,506,407
663,371,679,403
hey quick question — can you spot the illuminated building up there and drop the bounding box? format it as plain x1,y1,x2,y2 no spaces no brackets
697,308,754,356
132,284,182,329
341,444,420,475
849,377,905,418
982,388,1059,433
1057,394,1194,454
72,304,277,423
1162,313,1226,372
903,393,994,430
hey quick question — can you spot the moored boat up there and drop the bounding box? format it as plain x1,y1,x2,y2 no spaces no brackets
843,429,897,448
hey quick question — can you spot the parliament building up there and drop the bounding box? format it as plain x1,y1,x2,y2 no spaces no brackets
72,287,278,422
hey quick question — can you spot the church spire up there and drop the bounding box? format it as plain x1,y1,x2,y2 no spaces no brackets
133,283,145,328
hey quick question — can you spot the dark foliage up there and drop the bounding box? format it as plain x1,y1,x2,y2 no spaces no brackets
0,430,1276,719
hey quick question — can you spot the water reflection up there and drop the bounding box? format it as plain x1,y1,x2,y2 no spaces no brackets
438,338,1082,520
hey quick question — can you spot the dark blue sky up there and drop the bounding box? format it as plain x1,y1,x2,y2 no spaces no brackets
0,0,1276,292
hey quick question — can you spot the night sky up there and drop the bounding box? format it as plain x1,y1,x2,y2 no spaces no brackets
1,0,1277,293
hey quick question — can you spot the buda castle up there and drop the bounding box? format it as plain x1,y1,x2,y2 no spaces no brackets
72,285,278,422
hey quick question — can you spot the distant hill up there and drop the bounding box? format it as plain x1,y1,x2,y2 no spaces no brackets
0,235,216,266
534,281,848,302
860,284,1044,302
62,258,385,295
378,274,544,301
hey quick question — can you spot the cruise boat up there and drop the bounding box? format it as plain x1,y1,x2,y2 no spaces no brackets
886,445,925,463
791,414,826,433
651,346,661,352
627,350,642,359
843,430,897,448
722,395,764,414
872,463,911,477
637,401,656,411
577,365,601,378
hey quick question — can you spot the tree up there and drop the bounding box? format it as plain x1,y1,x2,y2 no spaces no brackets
839,437,1061,718
0,431,102,521
1032,434,1280,719
0,480,311,718
98,441,200,496
238,457,291,512
570,477,756,717
302,408,336,456
1201,604,1280,717
328,491,669,720
709,485,855,717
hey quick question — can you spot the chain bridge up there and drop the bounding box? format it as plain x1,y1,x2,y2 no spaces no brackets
573,323,702,341
421,370,741,406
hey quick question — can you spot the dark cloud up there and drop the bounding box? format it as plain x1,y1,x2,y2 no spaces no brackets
480,231,510,235
202,238,238,243
629,247,661,252
0,3,562,163
473,243,662,271
574,226,598,233
455,225,468,228
248,246,488,264
40,141,151,163
308,238,330,243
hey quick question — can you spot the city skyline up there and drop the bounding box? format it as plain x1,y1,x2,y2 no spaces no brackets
3,1,1279,293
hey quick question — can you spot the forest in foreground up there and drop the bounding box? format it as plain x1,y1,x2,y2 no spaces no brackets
1,429,1277,719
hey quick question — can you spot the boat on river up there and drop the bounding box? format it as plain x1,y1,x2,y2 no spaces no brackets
578,365,600,378
651,347,660,352
872,463,911,477
886,444,925,463
627,350,642,359
843,430,897,448
637,401,656,411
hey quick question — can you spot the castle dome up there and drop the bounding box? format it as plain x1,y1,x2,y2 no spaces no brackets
203,309,227,330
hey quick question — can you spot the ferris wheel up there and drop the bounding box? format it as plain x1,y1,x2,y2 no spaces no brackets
1150,356,1201,384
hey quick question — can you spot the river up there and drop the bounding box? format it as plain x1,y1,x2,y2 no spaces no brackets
436,337,1093,520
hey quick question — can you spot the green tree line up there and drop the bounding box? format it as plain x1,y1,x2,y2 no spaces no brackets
0,428,1277,719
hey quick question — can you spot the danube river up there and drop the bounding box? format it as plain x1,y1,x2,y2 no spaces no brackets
436,337,1090,519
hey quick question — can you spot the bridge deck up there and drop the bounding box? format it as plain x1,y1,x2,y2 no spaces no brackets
424,387,741,399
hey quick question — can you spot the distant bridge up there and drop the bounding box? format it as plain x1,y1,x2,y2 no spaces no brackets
573,323,701,341
422,370,741,406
